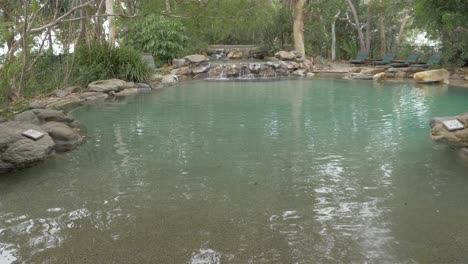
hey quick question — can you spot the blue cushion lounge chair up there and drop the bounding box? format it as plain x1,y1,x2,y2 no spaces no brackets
412,54,442,68
371,53,396,66
389,54,419,68
350,51,369,65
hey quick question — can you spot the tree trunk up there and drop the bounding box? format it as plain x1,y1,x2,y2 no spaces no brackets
165,0,171,13
396,11,411,49
346,0,366,51
379,16,386,57
105,0,115,47
331,10,340,61
293,0,306,58
80,0,88,46
365,7,371,52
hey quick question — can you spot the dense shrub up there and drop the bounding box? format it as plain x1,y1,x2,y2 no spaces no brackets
73,42,150,86
121,15,188,63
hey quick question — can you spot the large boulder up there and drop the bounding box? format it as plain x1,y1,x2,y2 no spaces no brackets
373,72,386,81
192,62,211,74
41,122,83,152
184,54,208,63
430,113,468,148
0,121,55,173
275,51,296,61
414,69,450,84
88,79,133,93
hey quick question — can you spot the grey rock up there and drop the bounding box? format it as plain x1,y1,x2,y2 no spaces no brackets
116,88,139,97
173,66,192,76
275,68,289,77
150,74,163,82
172,58,189,68
46,97,83,111
41,121,83,152
0,121,55,173
29,101,48,109
351,73,374,80
55,90,70,98
14,111,41,125
80,92,109,101
266,61,282,69
88,79,131,93
291,69,306,77
32,109,74,124
184,54,208,63
137,83,151,89
258,66,276,78
192,62,211,74
161,75,178,84
248,63,262,74
275,51,296,61
0,117,9,123
306,72,316,78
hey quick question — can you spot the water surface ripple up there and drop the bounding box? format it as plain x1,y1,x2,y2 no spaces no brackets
1,79,468,263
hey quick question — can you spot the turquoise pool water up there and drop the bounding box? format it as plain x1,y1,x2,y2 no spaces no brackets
1,79,468,263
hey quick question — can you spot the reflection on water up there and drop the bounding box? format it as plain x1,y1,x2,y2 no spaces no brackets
1,79,468,263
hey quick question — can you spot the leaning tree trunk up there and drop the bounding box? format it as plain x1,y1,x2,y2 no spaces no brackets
105,0,115,47
346,0,366,51
165,0,171,13
293,0,306,58
396,11,411,50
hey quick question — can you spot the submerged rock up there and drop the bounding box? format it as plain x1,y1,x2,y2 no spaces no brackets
0,121,55,173
41,121,83,152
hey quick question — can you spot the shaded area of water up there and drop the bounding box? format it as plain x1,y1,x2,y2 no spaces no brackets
1,79,468,263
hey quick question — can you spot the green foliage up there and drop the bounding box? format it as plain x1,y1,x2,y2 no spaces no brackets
261,6,292,54
340,41,358,60
121,15,188,63
73,42,150,86
414,0,468,66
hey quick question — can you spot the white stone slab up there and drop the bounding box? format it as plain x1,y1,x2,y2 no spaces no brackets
22,129,45,140
442,119,464,131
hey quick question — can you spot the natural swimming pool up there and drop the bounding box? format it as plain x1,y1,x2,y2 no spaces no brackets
1,78,468,263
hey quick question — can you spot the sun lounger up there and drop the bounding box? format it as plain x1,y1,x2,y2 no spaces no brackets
350,51,369,65
412,54,442,68
389,54,419,68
